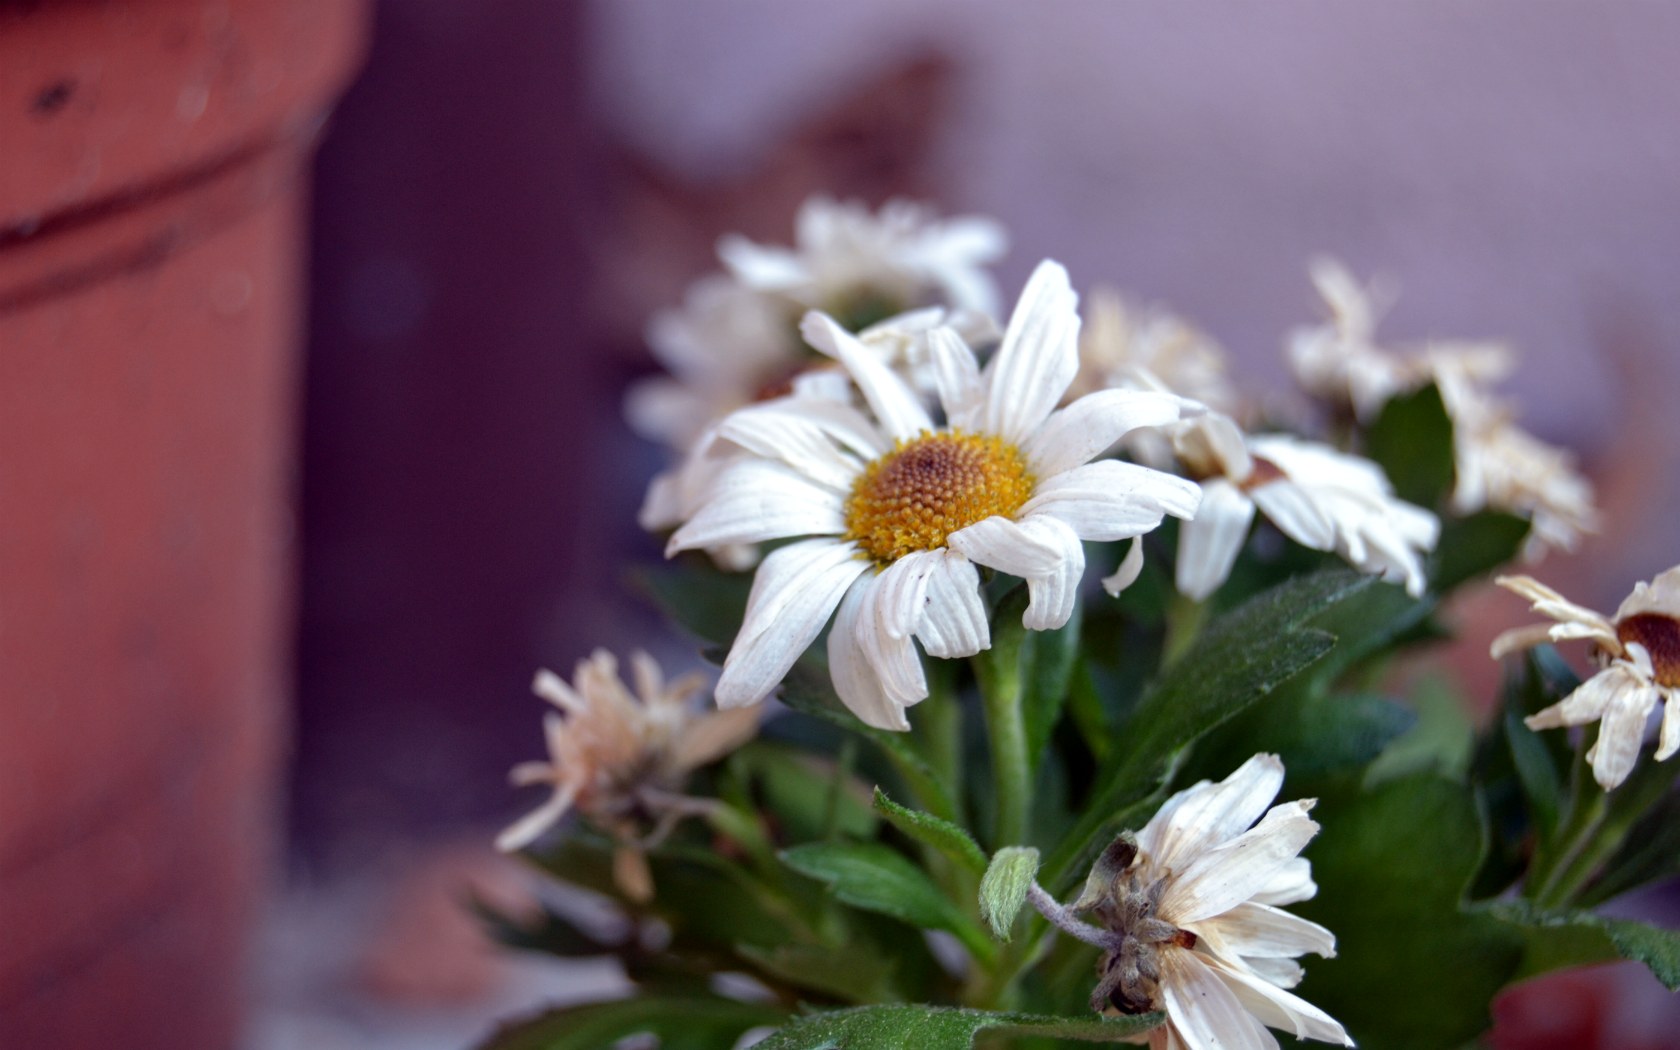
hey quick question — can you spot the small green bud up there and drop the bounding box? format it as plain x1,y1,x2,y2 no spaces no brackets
979,846,1041,941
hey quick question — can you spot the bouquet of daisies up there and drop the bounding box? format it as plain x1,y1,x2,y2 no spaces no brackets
478,198,1676,1050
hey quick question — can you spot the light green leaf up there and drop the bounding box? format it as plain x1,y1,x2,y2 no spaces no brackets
873,788,988,875
780,842,994,962
1364,676,1475,786
979,846,1041,941
1482,898,1680,991
751,1004,1162,1049
477,996,785,1050
1290,774,1525,1050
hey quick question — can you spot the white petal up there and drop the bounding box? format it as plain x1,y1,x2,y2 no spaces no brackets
1525,667,1624,730
1204,955,1353,1046
1176,480,1257,601
1250,858,1318,907
716,405,864,491
948,514,1084,630
1585,674,1660,790
1022,461,1203,542
981,260,1081,444
1193,902,1336,960
1023,389,1191,476
1159,950,1279,1050
828,575,913,731
916,551,991,658
860,568,930,708
1244,956,1305,990
1138,754,1286,876
801,311,932,441
925,326,986,431
1489,623,1559,661
873,551,939,640
666,460,845,555
1248,481,1335,551
1162,800,1320,926
495,782,578,853
1614,564,1680,621
1101,536,1147,598
717,235,807,290
715,540,869,708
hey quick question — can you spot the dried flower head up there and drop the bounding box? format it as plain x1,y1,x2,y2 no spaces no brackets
1492,567,1680,789
497,650,759,867
1072,755,1350,1050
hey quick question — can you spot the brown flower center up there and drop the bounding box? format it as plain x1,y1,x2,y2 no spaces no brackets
1617,613,1680,687
844,430,1035,564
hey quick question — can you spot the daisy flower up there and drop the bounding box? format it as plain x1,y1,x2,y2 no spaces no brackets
1167,412,1440,600
1491,566,1680,789
665,261,1202,730
719,195,1008,324
1049,754,1350,1050
497,650,759,866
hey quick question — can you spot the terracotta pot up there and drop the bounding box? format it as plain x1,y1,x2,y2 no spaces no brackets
0,1,365,1045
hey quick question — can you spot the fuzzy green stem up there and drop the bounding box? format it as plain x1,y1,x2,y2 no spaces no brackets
975,629,1030,851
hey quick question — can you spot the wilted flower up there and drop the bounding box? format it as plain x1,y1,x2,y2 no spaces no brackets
1491,567,1680,789
1068,754,1350,1050
666,261,1201,730
497,650,759,897
719,195,1008,323
1168,412,1440,600
1071,288,1239,416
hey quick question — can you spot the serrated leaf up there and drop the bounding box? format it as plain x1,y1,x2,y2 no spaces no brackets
1290,774,1525,1050
478,996,785,1050
1481,898,1680,991
780,842,994,962
1364,382,1455,509
873,788,988,874
1046,570,1370,887
978,846,1040,941
750,1004,1162,1049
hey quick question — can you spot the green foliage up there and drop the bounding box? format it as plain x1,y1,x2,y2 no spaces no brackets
781,842,995,962
1364,382,1455,509
1431,510,1530,591
478,996,786,1050
873,788,988,875
978,846,1041,941
1483,899,1680,991
1364,676,1475,786
1045,570,1371,888
633,555,752,646
1289,774,1525,1050
750,1004,1162,1049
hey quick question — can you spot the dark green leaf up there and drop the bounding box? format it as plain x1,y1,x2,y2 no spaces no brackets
1364,382,1454,509
1187,689,1415,789
780,842,993,961
1290,774,1525,1050
734,742,878,842
1364,676,1475,786
1432,511,1530,592
478,996,785,1050
873,788,988,874
1580,790,1680,905
1046,570,1371,888
470,895,615,958
736,939,907,1004
1020,593,1083,775
751,1004,1162,1049
633,556,753,647
1481,898,1680,991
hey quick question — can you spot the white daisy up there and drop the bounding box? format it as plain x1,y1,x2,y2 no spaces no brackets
1491,567,1680,789
666,261,1201,730
497,650,759,857
1067,754,1351,1050
719,195,1009,323
1168,412,1440,600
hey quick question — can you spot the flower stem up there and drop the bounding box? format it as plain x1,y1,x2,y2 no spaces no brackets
975,628,1030,850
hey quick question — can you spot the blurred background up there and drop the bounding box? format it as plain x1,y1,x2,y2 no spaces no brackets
3,1,1678,1047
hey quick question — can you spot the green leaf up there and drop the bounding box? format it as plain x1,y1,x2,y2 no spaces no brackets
632,556,753,647
780,842,994,962
1290,774,1525,1050
1364,381,1455,509
735,742,879,842
1046,570,1370,888
470,895,615,958
1364,676,1475,786
750,1004,1162,1049
1432,510,1530,592
1579,789,1680,905
477,996,786,1050
873,788,988,875
1481,899,1680,991
978,846,1041,941
1186,689,1414,789
736,939,908,1004
1020,593,1083,774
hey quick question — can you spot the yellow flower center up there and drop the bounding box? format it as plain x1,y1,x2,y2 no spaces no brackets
844,430,1035,564
1617,613,1680,687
